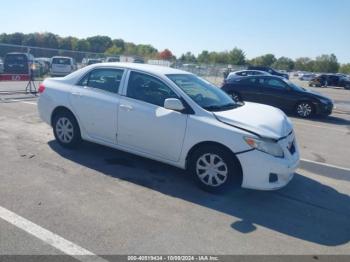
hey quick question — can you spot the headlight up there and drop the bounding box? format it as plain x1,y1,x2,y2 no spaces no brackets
319,98,331,104
244,137,284,158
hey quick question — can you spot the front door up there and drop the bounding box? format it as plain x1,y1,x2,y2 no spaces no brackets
257,77,292,111
117,71,188,162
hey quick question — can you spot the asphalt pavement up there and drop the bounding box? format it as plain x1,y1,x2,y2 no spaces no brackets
0,80,349,259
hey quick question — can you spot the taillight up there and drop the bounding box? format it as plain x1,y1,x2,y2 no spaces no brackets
38,83,45,93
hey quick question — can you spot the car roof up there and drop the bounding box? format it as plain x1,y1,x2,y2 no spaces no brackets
52,56,72,59
226,74,281,83
90,62,191,76
61,62,192,84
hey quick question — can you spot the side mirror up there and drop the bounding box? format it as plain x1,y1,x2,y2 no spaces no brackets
164,98,185,112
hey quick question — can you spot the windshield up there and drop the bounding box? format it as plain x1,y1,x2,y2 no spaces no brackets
5,54,27,64
167,74,238,111
282,78,305,91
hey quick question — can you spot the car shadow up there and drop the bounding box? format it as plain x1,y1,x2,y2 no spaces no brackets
289,114,350,126
48,140,350,247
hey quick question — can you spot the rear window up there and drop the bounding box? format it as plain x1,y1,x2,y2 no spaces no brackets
52,58,71,65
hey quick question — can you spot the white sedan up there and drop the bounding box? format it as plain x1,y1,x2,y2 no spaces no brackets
37,63,300,192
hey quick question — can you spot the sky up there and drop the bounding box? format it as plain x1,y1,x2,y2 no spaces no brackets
1,0,350,63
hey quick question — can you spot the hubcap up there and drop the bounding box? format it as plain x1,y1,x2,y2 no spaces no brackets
56,117,74,143
196,153,228,187
297,103,312,117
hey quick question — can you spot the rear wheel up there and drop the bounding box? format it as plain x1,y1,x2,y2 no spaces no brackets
53,111,81,148
295,101,314,118
188,145,241,193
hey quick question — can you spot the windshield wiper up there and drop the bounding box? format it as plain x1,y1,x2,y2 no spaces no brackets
203,103,237,111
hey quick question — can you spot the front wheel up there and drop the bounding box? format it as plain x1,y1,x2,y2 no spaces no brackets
230,92,241,102
296,102,314,118
188,146,241,193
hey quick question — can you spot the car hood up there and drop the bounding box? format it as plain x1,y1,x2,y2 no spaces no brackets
214,102,293,139
303,89,332,101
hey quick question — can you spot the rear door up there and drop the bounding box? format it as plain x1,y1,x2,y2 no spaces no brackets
233,77,261,102
70,68,125,144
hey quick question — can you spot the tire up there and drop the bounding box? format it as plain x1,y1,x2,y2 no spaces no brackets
295,101,314,118
345,84,350,90
230,92,241,102
53,111,81,149
188,145,242,193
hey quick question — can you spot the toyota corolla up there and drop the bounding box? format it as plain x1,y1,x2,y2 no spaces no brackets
37,63,300,192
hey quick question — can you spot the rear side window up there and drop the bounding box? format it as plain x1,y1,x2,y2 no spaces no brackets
239,77,257,86
126,71,178,107
78,68,124,94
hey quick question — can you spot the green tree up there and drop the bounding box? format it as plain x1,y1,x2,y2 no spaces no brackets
249,54,276,67
313,54,339,73
179,52,197,63
294,57,313,71
272,56,295,71
197,50,210,64
227,48,246,65
75,39,90,52
105,45,123,55
339,64,350,74
86,36,113,53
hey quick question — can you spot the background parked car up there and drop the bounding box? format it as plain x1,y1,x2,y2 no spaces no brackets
226,70,269,79
35,57,51,75
298,73,316,81
50,56,77,77
84,58,103,66
309,74,350,89
221,75,333,118
33,61,44,77
0,58,4,73
105,56,120,62
3,52,34,75
247,66,289,79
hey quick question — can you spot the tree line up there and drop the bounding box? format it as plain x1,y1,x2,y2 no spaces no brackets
0,32,171,61
0,32,349,74
181,51,350,74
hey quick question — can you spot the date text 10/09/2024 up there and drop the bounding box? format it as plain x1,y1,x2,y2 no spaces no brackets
127,256,219,261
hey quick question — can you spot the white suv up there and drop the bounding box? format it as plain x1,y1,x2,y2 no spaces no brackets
37,63,299,192
50,56,76,77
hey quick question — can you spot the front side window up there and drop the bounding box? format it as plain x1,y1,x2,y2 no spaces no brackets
264,78,288,90
78,68,124,94
127,71,178,107
167,74,237,112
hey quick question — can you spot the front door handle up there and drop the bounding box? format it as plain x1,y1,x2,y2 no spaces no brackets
120,104,133,111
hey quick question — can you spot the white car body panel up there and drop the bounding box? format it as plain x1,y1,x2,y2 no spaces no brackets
38,62,300,190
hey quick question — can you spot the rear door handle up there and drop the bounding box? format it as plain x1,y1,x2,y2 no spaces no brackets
72,92,81,96
120,104,133,111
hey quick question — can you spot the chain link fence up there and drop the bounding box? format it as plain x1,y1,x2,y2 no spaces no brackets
0,43,245,86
